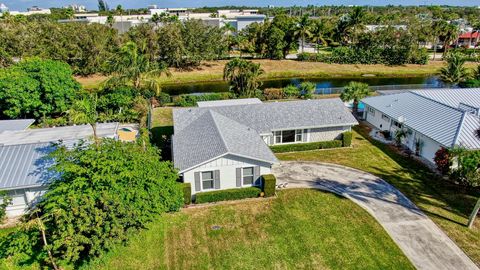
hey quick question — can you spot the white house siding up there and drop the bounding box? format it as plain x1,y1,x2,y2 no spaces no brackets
182,154,272,195
2,187,46,217
364,106,443,164
365,106,391,130
308,126,350,142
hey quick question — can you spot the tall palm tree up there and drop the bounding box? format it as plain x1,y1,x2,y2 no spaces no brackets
440,24,459,56
340,81,371,114
223,58,264,98
311,19,328,53
106,41,170,97
439,52,469,85
295,15,312,53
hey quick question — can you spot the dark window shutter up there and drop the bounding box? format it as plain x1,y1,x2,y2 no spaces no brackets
236,168,242,187
194,172,201,192
214,170,220,189
254,166,261,186
303,129,308,142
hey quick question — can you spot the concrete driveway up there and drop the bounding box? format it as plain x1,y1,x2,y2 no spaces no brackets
273,161,478,270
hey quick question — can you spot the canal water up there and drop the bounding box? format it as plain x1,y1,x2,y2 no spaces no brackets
163,76,443,96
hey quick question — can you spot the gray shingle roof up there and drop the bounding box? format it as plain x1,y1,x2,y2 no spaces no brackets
172,110,278,172
362,90,480,149
197,98,262,107
0,119,35,132
174,99,358,135
172,98,358,172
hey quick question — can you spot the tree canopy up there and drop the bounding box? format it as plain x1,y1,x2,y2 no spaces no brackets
223,58,264,98
0,139,183,266
0,58,80,119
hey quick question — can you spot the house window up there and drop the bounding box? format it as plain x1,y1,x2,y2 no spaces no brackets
391,120,402,128
201,171,214,190
242,167,254,185
382,114,389,121
368,107,375,116
273,130,305,144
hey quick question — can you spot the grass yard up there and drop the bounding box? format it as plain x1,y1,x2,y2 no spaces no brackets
76,60,477,89
85,189,414,270
277,125,480,266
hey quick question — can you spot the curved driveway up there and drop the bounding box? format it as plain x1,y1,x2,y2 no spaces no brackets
273,161,478,270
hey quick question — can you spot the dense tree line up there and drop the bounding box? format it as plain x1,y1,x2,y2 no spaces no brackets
0,18,227,75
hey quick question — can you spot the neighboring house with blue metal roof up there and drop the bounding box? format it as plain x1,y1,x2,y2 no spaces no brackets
362,88,480,164
172,99,358,197
0,123,119,217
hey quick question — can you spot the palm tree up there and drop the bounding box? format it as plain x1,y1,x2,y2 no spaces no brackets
67,94,100,145
223,58,264,98
106,41,170,97
440,24,459,57
311,19,327,53
439,52,469,85
295,15,312,53
340,81,371,114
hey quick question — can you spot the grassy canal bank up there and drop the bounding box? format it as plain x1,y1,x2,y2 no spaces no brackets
76,60,477,89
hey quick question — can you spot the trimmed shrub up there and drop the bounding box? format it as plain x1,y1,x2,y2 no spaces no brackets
342,131,353,147
434,147,452,175
262,174,276,197
158,92,171,106
270,140,342,153
195,187,262,204
263,88,283,100
182,183,192,205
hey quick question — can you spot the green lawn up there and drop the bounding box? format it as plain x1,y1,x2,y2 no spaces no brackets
85,189,414,270
277,125,480,265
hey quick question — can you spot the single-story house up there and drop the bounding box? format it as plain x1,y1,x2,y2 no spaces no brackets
456,31,479,48
362,88,480,164
0,122,119,217
172,98,358,196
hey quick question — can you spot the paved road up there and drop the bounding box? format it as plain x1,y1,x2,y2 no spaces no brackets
273,161,478,270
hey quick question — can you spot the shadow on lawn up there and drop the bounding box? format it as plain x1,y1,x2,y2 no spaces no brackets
305,176,426,217
151,126,174,161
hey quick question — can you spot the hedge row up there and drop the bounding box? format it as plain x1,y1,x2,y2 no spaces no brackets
270,140,342,153
195,187,262,204
298,46,429,65
262,174,276,197
342,131,353,147
181,183,192,205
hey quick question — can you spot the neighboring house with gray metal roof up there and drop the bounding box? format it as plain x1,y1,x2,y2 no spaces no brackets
0,119,35,132
362,89,480,164
172,98,358,196
0,123,119,217
197,98,262,107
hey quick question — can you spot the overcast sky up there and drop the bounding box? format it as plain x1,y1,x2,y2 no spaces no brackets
3,0,477,11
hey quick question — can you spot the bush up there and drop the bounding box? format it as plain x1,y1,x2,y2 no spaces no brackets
182,183,192,205
195,187,262,204
342,131,353,147
0,191,12,223
158,92,171,106
263,88,283,100
434,147,452,175
299,82,315,99
270,140,342,153
173,92,230,107
282,84,300,98
262,174,276,197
